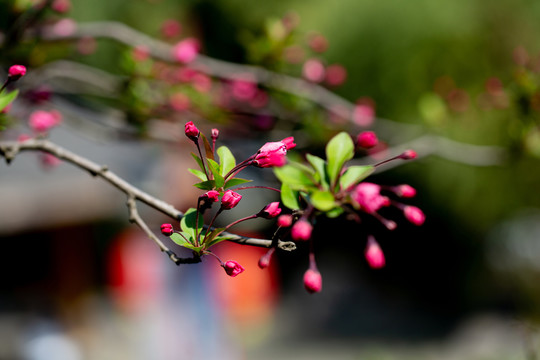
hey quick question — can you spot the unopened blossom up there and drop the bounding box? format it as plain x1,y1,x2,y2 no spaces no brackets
8,65,26,80
173,38,199,63
231,76,257,101
202,190,220,202
353,103,375,127
258,247,275,269
191,73,212,93
357,131,378,149
257,202,282,219
132,45,150,62
277,214,293,227
221,190,242,210
184,121,199,140
169,93,190,111
403,206,425,225
29,110,62,133
365,236,385,269
307,33,328,53
160,223,174,236
302,59,325,83
51,0,71,13
303,268,322,293
291,219,312,241
223,260,245,277
399,149,417,160
253,137,295,168
211,128,219,141
351,182,390,214
325,64,347,87
161,19,182,38
393,184,416,198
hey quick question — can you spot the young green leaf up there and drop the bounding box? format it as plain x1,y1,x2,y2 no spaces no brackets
170,232,192,247
217,146,235,177
339,165,375,191
274,162,315,191
193,180,215,190
190,152,205,173
180,208,203,239
306,154,329,190
206,158,224,188
326,132,354,186
224,178,252,189
202,227,227,247
188,168,208,181
0,90,19,112
280,183,301,210
326,207,344,218
311,190,337,211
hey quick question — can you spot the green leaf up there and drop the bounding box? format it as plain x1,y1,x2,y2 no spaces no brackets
170,232,192,247
326,207,344,218
206,158,224,188
193,180,215,190
0,90,18,112
311,190,337,211
224,178,252,189
339,165,375,191
180,208,203,239
201,133,214,160
280,182,301,210
202,227,227,247
306,154,329,190
190,152,205,173
217,146,235,177
274,163,315,191
326,132,354,186
188,168,207,181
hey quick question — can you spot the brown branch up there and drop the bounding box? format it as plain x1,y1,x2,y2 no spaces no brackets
0,139,297,262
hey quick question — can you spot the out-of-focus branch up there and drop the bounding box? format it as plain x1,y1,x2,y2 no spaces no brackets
0,139,297,261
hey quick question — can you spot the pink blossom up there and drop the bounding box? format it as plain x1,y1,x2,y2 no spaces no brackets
353,104,375,127
253,138,295,168
211,128,219,141
258,247,275,269
281,136,296,150
303,268,322,293
403,206,425,226
357,131,378,149
161,19,182,38
223,260,245,277
52,18,77,37
291,219,312,241
29,110,61,133
169,93,190,111
172,38,199,64
258,202,282,219
325,64,347,87
399,149,417,160
393,184,416,198
175,67,197,83
160,223,174,236
231,76,257,101
365,236,385,269
51,0,71,13
307,33,328,53
203,190,220,202
277,214,293,227
221,190,242,210
184,121,199,140
351,182,389,214
8,65,26,80
302,59,325,83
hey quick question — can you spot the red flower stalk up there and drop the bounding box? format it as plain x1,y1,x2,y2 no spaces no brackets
223,260,245,277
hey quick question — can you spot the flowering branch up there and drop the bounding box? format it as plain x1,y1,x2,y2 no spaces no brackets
0,138,297,261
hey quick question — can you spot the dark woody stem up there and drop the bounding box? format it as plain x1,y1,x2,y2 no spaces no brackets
0,79,11,93
203,207,224,242
195,137,210,180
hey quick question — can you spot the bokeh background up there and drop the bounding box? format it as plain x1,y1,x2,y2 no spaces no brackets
2,0,540,359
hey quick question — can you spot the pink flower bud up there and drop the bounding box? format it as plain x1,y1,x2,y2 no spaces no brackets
223,260,245,277
393,184,416,198
202,190,220,202
403,206,425,225
51,0,71,13
257,202,282,219
356,131,378,149
307,33,328,53
161,19,182,38
29,110,61,133
169,93,190,111
211,128,219,141
302,59,325,83
8,65,26,80
365,236,385,269
351,183,389,214
325,64,347,87
221,190,242,210
231,76,257,101
353,103,375,127
40,153,61,168
253,138,294,168
277,214,293,227
172,38,199,64
399,149,417,160
303,268,322,293
258,247,275,269
184,121,199,140
160,223,174,236
291,219,312,241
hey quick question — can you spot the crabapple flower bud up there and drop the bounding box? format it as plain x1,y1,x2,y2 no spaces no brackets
302,58,325,83
357,131,378,149
160,223,174,236
399,149,417,160
404,206,425,225
393,184,416,198
351,182,389,214
8,65,26,80
211,128,219,141
281,136,296,150
277,214,293,227
325,64,347,87
184,121,199,141
223,260,245,277
258,247,275,269
303,268,322,293
253,138,294,168
202,190,220,202
353,103,375,127
365,236,385,269
221,190,242,210
257,202,282,219
291,219,312,241
29,110,61,133
173,38,199,63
